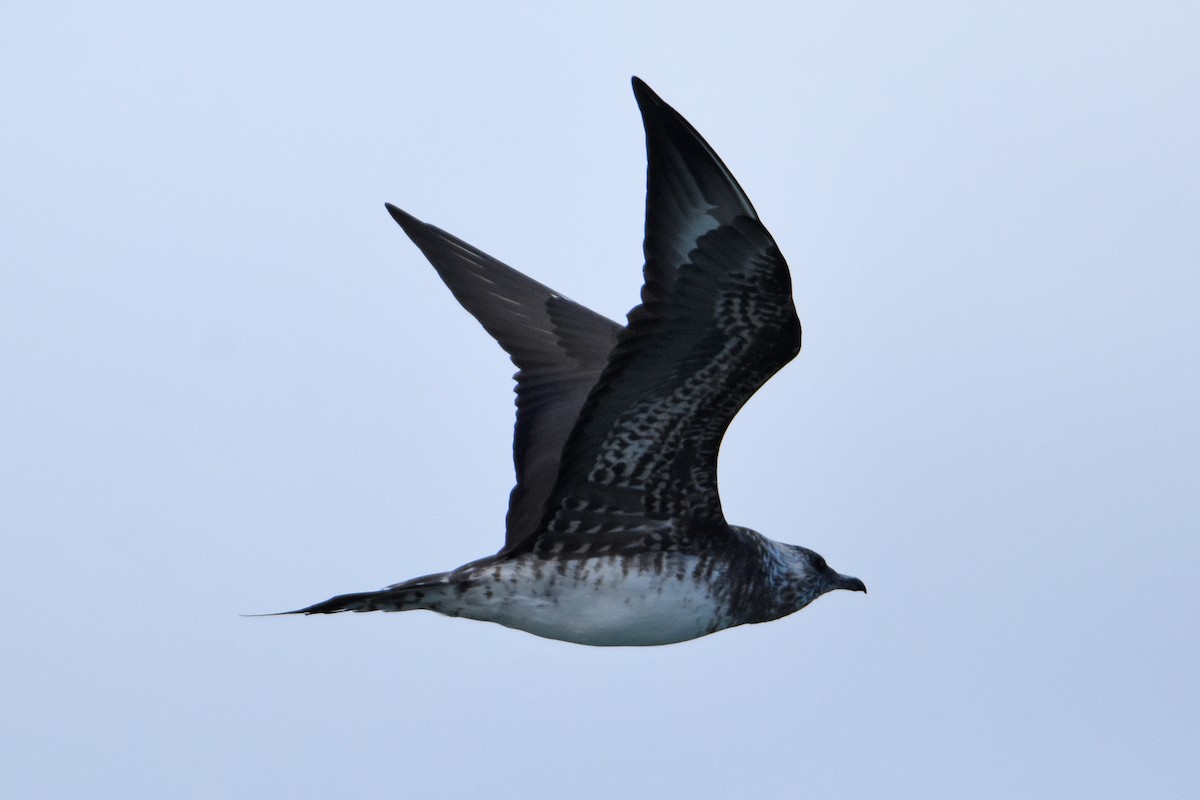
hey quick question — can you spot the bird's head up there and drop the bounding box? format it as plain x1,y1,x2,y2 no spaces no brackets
773,543,867,608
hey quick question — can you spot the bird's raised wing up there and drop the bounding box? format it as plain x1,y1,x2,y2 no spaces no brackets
386,205,621,553
525,78,801,553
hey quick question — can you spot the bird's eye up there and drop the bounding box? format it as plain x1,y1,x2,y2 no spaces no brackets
813,555,828,571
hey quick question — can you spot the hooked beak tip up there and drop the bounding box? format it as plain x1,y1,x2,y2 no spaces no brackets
840,576,867,594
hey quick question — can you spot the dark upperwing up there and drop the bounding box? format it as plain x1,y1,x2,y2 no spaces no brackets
385,205,621,554
528,78,801,551
387,78,800,559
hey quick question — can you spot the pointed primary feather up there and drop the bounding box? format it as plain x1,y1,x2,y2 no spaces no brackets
385,204,622,552
533,78,802,548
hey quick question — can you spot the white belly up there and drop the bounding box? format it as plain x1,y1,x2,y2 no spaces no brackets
444,553,729,646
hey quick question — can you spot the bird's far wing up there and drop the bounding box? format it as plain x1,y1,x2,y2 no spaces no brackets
386,205,622,553
527,78,801,553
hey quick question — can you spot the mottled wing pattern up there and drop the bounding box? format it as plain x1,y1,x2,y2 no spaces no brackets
528,78,801,553
386,205,622,553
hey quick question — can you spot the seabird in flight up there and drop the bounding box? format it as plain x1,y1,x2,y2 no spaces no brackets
281,78,865,645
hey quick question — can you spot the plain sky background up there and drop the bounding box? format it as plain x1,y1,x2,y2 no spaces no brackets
3,2,1197,797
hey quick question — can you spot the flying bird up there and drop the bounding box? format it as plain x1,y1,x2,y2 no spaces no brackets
283,78,865,645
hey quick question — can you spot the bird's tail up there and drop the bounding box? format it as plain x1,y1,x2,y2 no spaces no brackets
286,590,392,614
271,574,454,616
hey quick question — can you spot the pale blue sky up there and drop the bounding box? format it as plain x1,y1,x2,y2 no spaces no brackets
3,2,1197,797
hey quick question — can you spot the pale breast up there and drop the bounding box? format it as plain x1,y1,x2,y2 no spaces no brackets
447,552,734,646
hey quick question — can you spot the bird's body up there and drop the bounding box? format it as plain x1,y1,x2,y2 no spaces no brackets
446,551,728,648
283,78,865,645
298,526,845,646
326,550,727,648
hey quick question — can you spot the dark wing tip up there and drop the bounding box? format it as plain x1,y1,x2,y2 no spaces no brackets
631,76,672,124
631,76,760,225
385,202,422,235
